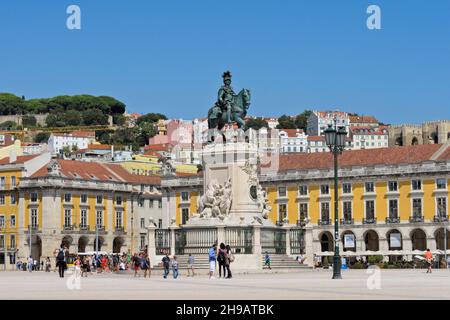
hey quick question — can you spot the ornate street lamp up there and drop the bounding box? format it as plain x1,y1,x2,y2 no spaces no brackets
324,119,347,279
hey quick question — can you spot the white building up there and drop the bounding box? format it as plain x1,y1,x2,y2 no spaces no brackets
279,129,308,153
307,111,350,136
48,131,96,155
351,126,389,150
22,143,48,155
307,135,353,153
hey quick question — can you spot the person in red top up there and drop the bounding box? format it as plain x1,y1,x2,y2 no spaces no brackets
101,255,107,273
424,248,433,273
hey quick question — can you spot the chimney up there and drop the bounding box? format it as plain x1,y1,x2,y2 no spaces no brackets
9,149,17,164
111,145,115,161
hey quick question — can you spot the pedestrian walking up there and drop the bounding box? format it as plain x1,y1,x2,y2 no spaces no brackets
81,257,89,277
162,253,170,279
225,245,233,279
27,256,33,272
132,253,141,277
425,248,433,273
187,253,195,277
45,257,51,272
264,251,271,270
56,245,67,278
217,243,227,278
172,256,179,279
141,254,151,278
74,256,81,277
209,243,217,279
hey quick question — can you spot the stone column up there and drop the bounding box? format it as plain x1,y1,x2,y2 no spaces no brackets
403,236,412,255
168,219,178,256
147,218,157,266
282,225,291,256
252,220,262,269
304,224,314,267
379,237,389,262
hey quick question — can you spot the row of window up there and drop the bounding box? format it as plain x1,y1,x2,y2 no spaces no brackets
0,235,16,249
278,179,448,197
63,194,123,205
0,194,17,205
355,141,388,147
0,215,16,227
354,134,387,139
138,198,162,208
62,209,123,229
276,197,448,222
0,176,16,187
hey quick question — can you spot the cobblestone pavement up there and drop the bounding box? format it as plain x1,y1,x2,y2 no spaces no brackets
1,268,449,300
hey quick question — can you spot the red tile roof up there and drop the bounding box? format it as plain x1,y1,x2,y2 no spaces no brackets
307,135,325,141
144,143,172,152
278,144,447,172
349,115,379,124
31,159,161,185
0,154,39,165
71,131,95,138
280,129,305,138
88,144,111,150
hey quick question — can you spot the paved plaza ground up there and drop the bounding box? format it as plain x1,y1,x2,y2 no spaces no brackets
0,268,450,300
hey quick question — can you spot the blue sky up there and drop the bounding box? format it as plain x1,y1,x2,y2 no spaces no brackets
0,1,449,124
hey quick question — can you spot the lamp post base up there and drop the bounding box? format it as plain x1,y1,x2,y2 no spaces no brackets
332,255,342,279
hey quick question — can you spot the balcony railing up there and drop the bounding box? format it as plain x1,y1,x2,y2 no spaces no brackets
115,226,125,232
275,220,284,227
318,219,331,226
409,216,424,223
434,216,449,223
386,217,400,224
296,219,309,227
340,218,354,225
63,225,76,231
363,218,377,224
95,226,105,232
79,224,90,231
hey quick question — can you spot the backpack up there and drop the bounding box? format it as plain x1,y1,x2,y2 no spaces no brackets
140,259,148,269
57,249,65,262
217,250,225,263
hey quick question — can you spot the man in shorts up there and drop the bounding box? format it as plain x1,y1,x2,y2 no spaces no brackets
187,253,195,277
208,244,217,279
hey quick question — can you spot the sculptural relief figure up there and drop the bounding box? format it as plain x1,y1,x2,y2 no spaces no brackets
198,183,216,218
197,178,232,218
256,183,271,219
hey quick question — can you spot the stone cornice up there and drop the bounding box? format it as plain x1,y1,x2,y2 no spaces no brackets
259,161,450,183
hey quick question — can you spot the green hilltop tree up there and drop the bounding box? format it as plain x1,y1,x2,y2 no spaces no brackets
244,118,269,131
294,110,312,131
276,115,296,129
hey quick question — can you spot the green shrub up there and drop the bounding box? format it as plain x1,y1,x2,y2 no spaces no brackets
368,255,384,264
352,261,364,269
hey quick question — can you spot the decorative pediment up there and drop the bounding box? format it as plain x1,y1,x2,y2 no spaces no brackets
47,160,61,176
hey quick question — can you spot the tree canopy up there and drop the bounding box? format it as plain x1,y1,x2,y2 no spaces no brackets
244,118,269,131
276,110,312,131
0,93,126,116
